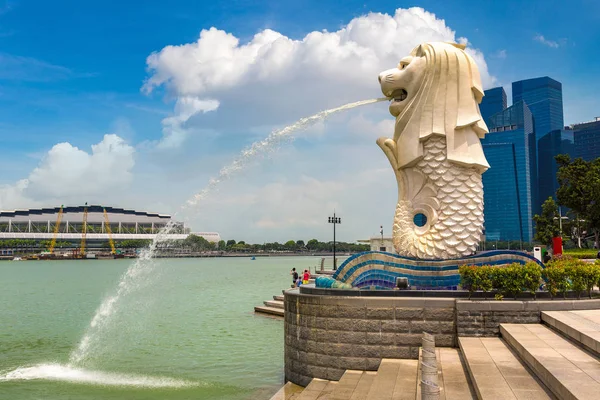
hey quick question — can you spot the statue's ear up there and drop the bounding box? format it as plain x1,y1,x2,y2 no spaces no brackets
413,45,424,57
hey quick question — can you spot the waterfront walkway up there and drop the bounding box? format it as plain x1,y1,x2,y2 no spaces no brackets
269,309,600,399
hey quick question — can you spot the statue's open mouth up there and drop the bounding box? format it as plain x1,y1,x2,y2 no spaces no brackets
390,89,408,103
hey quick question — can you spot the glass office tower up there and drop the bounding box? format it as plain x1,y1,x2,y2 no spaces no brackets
538,129,575,204
481,101,535,242
573,118,600,161
480,87,507,123
512,77,564,141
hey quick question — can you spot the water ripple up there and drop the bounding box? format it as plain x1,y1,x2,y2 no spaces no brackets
0,364,203,388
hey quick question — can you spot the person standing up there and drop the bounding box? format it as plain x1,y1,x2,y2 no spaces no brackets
302,269,310,285
290,268,299,287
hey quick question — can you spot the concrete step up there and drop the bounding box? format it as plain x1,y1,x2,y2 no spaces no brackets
269,381,305,400
436,347,477,400
349,371,376,400
459,336,551,400
296,378,337,400
501,323,600,400
365,358,418,400
254,306,284,317
264,300,284,309
542,310,600,356
328,370,364,400
274,295,285,301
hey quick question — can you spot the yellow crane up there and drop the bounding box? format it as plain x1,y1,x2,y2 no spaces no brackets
79,202,88,257
48,205,64,255
102,207,117,255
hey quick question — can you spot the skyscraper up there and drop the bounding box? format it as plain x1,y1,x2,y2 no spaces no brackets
480,87,507,123
573,118,600,161
512,77,564,141
481,101,536,242
537,129,575,204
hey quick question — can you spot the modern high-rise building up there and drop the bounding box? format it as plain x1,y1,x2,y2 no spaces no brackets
573,118,600,161
537,129,575,204
480,87,507,123
512,77,564,141
481,101,536,242
479,77,568,241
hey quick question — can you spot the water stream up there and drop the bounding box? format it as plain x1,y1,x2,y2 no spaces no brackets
0,97,385,387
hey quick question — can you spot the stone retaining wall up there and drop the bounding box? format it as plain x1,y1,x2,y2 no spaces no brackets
456,298,600,337
284,291,456,386
284,289,600,386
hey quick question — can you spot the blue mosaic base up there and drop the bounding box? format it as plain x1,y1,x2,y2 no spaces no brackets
320,250,543,290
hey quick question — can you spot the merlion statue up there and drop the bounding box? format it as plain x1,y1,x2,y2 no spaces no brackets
377,42,490,260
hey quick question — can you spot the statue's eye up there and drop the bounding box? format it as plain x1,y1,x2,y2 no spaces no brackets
399,62,407,70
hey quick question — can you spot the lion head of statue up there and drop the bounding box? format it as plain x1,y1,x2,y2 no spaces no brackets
377,42,490,173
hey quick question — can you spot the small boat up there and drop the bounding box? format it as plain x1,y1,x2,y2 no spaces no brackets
251,256,256,260
12,256,22,261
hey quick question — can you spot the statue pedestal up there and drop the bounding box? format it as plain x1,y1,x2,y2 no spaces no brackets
318,251,543,290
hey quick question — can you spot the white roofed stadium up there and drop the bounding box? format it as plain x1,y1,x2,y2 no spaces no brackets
0,205,220,247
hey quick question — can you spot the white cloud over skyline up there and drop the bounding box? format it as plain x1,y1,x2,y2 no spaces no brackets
1,7,497,243
0,134,135,210
143,7,495,143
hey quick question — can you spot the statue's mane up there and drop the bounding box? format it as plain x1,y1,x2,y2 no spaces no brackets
394,42,490,171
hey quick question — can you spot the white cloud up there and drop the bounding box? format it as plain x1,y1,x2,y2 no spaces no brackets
143,7,496,147
533,34,560,48
178,114,401,242
493,49,507,59
157,96,219,149
0,134,135,210
0,7,499,245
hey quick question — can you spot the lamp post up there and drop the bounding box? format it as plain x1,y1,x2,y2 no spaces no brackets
553,206,569,234
328,213,341,270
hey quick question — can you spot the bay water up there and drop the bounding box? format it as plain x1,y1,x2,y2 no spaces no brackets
0,257,324,400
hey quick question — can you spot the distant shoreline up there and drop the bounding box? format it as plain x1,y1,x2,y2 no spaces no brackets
0,252,354,261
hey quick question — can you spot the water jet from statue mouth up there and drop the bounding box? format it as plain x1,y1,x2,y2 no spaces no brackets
390,88,408,103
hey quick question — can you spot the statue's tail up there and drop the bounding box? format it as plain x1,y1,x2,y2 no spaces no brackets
391,137,484,259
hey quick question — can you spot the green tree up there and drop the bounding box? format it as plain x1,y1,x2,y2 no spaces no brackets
296,240,305,249
226,240,236,248
217,240,226,250
533,197,560,246
284,240,297,251
184,234,214,251
556,155,600,248
306,239,319,250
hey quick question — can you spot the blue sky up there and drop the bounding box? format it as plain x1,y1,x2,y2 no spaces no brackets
0,0,598,241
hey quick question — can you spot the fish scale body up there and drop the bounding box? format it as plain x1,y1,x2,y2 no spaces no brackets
392,136,484,259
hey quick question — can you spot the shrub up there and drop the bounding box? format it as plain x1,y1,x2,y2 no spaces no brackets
543,263,571,299
521,262,543,299
459,259,600,300
459,265,494,298
501,264,526,300
459,265,476,298
475,266,494,295
545,256,600,299
578,264,600,299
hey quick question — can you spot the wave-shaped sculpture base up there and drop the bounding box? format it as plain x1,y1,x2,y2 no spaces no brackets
316,251,543,290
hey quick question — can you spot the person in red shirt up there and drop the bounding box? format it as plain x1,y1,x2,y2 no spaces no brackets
302,269,310,284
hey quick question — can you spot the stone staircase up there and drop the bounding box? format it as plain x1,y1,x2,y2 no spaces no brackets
270,309,600,399
269,344,476,399
254,294,285,317
460,309,600,399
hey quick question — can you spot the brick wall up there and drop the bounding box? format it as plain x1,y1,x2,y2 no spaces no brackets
455,299,600,337
284,291,600,386
284,292,456,386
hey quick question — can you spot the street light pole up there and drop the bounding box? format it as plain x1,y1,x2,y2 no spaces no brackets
328,213,341,270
